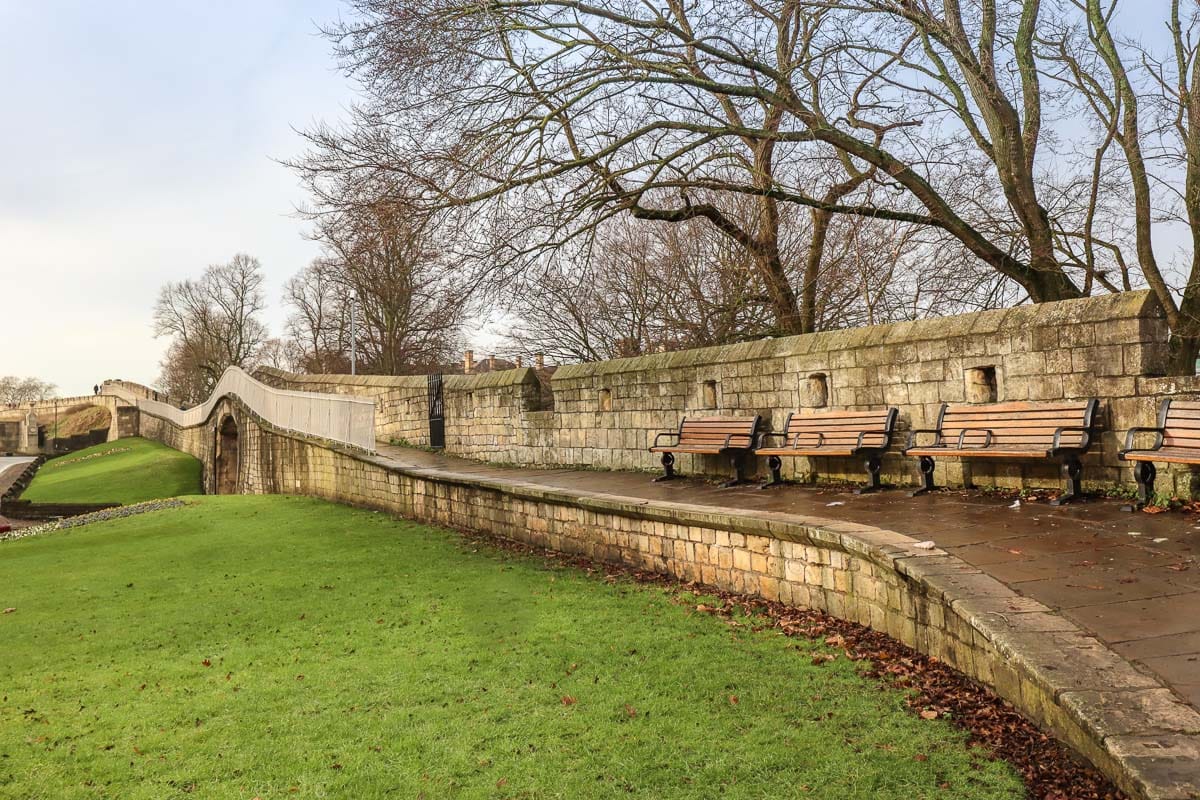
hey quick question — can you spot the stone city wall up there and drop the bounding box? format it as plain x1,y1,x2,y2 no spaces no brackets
260,291,1200,496
256,367,547,457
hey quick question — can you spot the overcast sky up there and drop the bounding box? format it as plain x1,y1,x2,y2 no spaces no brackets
0,1,362,395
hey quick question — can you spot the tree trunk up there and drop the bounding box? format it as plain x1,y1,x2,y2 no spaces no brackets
756,246,804,336
1168,291,1200,375
802,207,833,333
1168,331,1200,376
1024,266,1085,304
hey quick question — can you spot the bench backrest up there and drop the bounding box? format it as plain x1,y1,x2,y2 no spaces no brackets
677,416,760,449
1160,399,1200,449
937,399,1098,450
782,408,898,449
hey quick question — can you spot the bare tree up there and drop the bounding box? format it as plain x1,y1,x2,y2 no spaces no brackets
503,200,1012,362
1041,0,1200,372
284,259,353,373
153,254,269,402
287,198,468,374
0,377,56,405
296,0,1098,330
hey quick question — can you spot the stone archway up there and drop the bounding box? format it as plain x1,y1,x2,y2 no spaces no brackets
215,415,239,495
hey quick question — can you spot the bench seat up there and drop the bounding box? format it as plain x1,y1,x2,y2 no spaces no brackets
649,446,742,455
903,399,1099,505
649,415,759,486
757,408,897,492
1119,398,1200,507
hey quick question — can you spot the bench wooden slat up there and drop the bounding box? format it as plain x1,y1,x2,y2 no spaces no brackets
942,401,1092,414
757,447,857,457
1124,447,1200,464
940,418,1089,430
907,447,1052,458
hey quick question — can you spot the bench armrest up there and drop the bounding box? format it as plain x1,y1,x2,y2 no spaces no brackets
791,431,824,449
755,431,787,449
723,432,754,449
904,428,942,451
1121,426,1165,453
1052,426,1092,452
650,431,679,451
855,430,888,449
955,427,993,449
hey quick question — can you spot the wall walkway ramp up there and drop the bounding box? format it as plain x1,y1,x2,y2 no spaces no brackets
135,367,376,453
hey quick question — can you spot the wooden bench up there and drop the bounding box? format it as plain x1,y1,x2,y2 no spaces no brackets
649,415,760,487
904,399,1099,505
756,408,898,492
1119,398,1200,508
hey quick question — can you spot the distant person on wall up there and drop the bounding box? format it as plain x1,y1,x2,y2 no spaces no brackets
93,384,99,395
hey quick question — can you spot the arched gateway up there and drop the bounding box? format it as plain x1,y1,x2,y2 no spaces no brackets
214,415,239,494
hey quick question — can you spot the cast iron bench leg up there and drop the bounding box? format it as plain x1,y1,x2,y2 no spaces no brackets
653,452,678,482
760,455,786,489
1122,460,1156,512
909,455,936,497
856,455,883,494
1050,455,1083,506
719,451,750,488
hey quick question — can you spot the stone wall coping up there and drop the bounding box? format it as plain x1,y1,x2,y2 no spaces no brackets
552,290,1160,380
256,365,540,392
256,366,429,389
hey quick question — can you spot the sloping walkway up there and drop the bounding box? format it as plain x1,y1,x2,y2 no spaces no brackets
377,444,1200,717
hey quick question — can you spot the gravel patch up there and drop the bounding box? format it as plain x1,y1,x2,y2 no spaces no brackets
0,499,188,542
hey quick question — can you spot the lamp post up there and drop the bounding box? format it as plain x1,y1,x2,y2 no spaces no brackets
349,291,358,376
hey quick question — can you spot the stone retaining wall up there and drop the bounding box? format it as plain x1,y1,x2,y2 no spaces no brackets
135,401,1200,800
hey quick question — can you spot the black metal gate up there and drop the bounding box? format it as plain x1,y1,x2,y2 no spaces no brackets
427,373,445,449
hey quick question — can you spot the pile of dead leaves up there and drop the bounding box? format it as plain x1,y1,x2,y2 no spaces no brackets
458,528,1125,800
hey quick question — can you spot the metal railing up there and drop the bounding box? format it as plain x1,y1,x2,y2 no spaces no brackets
135,367,377,452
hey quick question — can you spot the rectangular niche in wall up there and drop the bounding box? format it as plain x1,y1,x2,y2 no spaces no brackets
702,380,718,409
965,366,998,403
803,373,829,408
599,388,613,411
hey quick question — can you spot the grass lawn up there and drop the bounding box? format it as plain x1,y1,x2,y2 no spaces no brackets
20,437,202,505
0,496,1025,799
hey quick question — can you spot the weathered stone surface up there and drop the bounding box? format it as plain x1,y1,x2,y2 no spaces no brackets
1061,689,1200,739
1106,734,1200,800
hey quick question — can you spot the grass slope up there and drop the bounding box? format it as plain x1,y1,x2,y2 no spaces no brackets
0,496,1024,800
20,437,201,505
42,404,112,440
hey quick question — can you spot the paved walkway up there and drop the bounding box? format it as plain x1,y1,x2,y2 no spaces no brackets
377,444,1200,715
